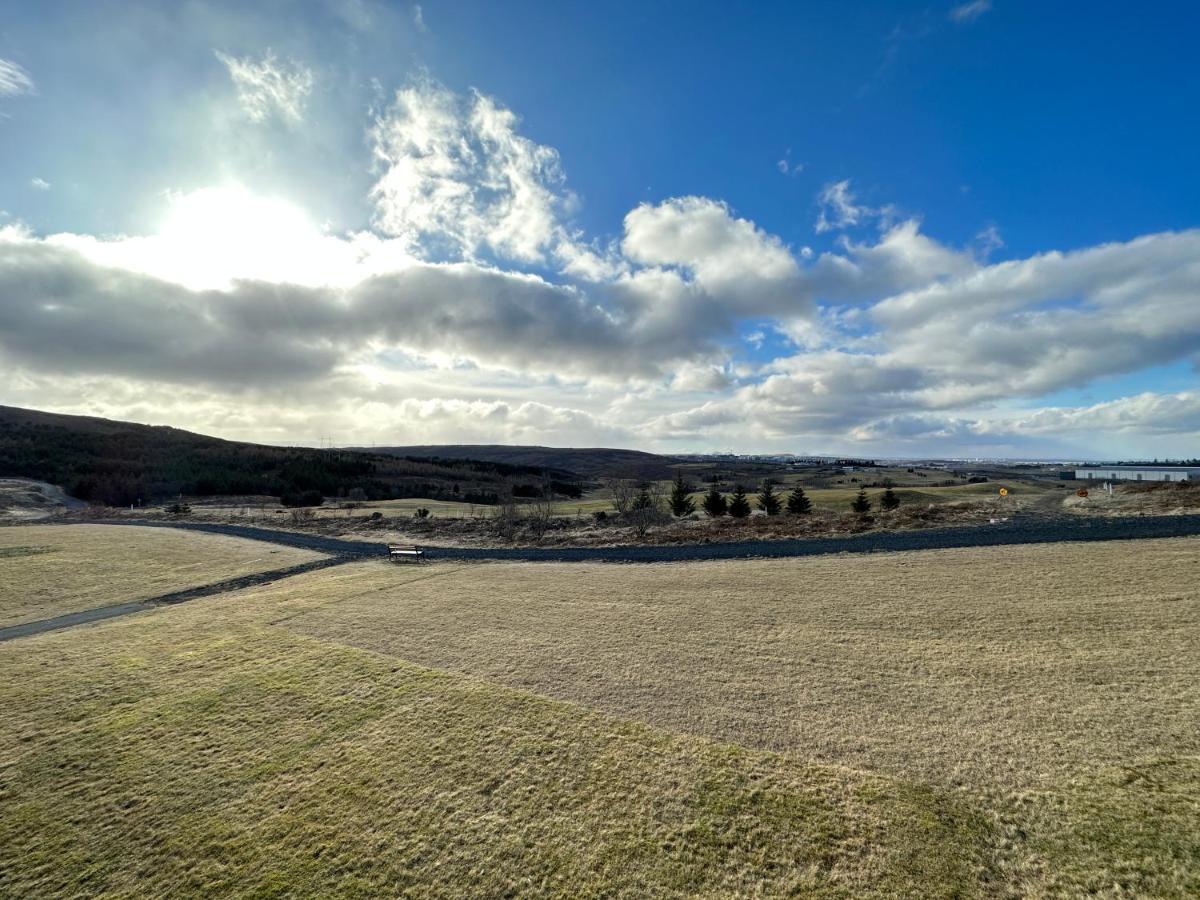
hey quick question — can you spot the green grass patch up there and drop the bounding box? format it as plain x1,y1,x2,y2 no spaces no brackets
0,545,55,559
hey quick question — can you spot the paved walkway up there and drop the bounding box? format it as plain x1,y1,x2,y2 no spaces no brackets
92,513,1200,563
0,556,346,642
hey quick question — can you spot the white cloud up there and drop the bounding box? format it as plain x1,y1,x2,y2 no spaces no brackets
777,155,803,177
370,80,570,265
215,50,314,124
3,71,1198,454
815,179,882,233
380,398,625,445
644,226,1200,447
0,59,34,97
848,392,1200,448
7,194,1200,452
670,363,733,393
974,223,1003,258
873,229,1200,406
622,196,801,309
0,227,649,384
997,393,1200,436
949,0,992,24
30,177,50,191
809,218,978,301
413,4,428,33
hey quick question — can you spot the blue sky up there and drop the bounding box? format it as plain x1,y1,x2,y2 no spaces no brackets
1,0,1198,457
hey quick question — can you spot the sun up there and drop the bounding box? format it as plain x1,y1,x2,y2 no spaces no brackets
156,185,326,287
47,182,415,293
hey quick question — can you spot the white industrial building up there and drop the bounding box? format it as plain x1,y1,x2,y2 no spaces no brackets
1075,465,1200,482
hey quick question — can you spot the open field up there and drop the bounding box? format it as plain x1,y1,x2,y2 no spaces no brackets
0,524,323,627
795,479,1037,510
267,541,1200,791
1,526,1197,895
1,561,990,897
136,470,1065,527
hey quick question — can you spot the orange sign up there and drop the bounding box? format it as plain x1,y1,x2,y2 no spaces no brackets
998,487,1008,497
1077,488,1089,498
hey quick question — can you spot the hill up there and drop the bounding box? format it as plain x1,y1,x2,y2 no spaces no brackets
0,406,579,507
369,444,682,480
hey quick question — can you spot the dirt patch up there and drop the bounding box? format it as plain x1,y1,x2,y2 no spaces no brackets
0,479,83,521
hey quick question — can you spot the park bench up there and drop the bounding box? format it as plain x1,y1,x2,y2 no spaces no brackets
388,544,425,564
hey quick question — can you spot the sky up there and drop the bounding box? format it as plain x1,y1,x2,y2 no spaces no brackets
1,0,1199,458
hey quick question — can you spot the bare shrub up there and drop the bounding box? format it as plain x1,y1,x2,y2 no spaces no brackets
606,477,638,515
524,479,558,543
626,482,669,537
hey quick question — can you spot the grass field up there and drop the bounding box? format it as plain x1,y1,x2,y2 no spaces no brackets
2,527,1197,895
798,480,1026,510
0,524,323,626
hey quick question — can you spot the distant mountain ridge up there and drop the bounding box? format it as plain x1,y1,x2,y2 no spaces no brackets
367,444,684,480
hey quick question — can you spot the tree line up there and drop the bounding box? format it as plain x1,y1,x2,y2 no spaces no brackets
659,474,901,518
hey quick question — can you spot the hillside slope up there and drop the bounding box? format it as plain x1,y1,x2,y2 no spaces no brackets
0,406,573,506
371,444,682,479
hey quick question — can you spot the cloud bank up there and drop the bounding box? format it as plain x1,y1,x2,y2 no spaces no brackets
2,77,1199,455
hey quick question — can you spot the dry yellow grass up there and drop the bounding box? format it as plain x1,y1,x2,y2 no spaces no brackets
0,524,323,626
271,541,1200,793
268,542,1200,894
1,530,1198,895
0,571,990,898
1065,481,1200,517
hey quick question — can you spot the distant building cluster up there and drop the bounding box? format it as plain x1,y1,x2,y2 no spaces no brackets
1074,465,1200,483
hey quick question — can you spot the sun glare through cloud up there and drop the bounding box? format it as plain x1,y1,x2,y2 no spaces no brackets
0,1,1198,460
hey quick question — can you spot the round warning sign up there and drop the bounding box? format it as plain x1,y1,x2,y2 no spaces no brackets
998,487,1008,497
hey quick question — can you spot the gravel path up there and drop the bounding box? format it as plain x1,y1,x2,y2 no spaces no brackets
83,513,1200,562
0,556,346,642
11,514,1199,643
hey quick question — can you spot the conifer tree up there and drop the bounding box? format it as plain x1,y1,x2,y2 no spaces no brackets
631,484,656,510
728,484,752,518
850,487,871,514
880,485,900,510
701,485,728,517
786,485,812,515
756,479,781,515
668,472,696,517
